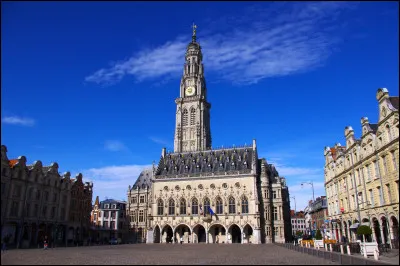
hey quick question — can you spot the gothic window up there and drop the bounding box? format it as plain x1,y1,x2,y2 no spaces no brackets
182,109,188,126
229,197,236,214
192,198,198,215
157,199,163,215
180,198,186,215
241,196,249,214
204,197,210,215
168,199,175,215
190,108,196,125
216,197,223,214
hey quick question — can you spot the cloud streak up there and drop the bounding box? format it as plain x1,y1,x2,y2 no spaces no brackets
1,116,35,126
104,140,128,152
85,2,355,86
149,136,171,147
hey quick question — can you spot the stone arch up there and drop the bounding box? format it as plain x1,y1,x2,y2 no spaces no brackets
208,223,227,243
154,225,161,243
192,224,206,243
243,223,253,244
372,216,382,244
389,216,399,248
380,216,390,245
161,224,173,243
228,223,242,244
174,223,192,244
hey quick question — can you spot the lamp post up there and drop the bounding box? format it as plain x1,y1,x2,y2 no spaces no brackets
301,182,315,202
290,196,297,214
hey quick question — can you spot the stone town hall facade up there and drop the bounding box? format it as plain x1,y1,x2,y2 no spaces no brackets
127,26,291,244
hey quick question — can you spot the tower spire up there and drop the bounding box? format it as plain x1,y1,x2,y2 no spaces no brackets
192,23,197,42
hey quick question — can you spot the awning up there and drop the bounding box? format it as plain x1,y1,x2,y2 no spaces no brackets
350,223,360,229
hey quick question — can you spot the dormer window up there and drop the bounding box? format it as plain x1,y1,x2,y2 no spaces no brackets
105,204,109,209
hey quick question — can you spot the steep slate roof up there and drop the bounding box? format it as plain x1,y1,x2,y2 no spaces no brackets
155,146,254,178
132,168,153,189
389,96,399,110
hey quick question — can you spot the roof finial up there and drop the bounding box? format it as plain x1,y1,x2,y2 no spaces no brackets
192,23,197,42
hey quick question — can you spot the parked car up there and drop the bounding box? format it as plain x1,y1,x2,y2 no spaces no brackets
109,238,118,245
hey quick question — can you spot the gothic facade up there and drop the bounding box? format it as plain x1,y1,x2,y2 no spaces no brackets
324,88,399,248
127,26,291,244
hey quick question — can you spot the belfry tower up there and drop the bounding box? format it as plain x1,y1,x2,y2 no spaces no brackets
174,24,212,152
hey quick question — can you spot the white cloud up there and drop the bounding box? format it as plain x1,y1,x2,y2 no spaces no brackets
1,116,35,126
85,2,355,86
288,182,327,212
82,164,152,202
104,140,127,152
149,136,171,147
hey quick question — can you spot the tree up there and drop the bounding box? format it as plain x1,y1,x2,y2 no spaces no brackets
315,229,322,240
357,225,372,242
296,230,303,237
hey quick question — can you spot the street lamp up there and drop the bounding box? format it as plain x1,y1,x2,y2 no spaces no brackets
290,196,296,214
301,182,315,202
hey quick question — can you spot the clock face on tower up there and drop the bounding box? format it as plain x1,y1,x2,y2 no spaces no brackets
185,86,195,97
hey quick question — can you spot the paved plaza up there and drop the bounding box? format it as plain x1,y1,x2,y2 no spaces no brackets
1,244,340,265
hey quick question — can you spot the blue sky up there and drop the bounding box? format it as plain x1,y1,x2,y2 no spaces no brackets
1,1,398,211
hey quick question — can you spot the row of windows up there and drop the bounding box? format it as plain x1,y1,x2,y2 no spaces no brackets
10,201,66,220
330,181,399,214
131,195,146,204
102,221,123,229
327,151,397,197
131,210,145,223
156,196,249,216
96,211,124,219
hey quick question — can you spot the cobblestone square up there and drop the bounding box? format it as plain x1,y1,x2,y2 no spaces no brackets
1,244,339,265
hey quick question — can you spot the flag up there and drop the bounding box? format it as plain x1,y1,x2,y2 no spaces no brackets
208,206,215,216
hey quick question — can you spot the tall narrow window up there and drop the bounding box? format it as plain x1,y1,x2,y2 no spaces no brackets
190,108,196,125
382,156,388,175
192,198,198,215
273,207,278,220
216,197,223,214
157,199,163,215
386,184,391,204
369,189,374,207
241,196,249,214
229,197,235,214
204,198,210,215
366,165,371,181
377,186,383,205
139,210,144,222
182,109,188,126
391,151,397,171
168,199,175,215
272,190,277,199
374,161,379,178
386,125,392,142
180,198,186,215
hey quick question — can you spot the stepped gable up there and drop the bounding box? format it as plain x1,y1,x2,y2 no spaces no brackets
155,146,254,178
131,168,153,189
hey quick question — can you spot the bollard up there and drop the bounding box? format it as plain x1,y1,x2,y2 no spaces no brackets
374,247,379,261
340,244,344,254
347,245,351,255
363,243,367,258
329,244,333,252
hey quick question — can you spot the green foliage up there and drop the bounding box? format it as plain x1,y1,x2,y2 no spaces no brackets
315,229,323,240
357,225,372,236
296,230,303,237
